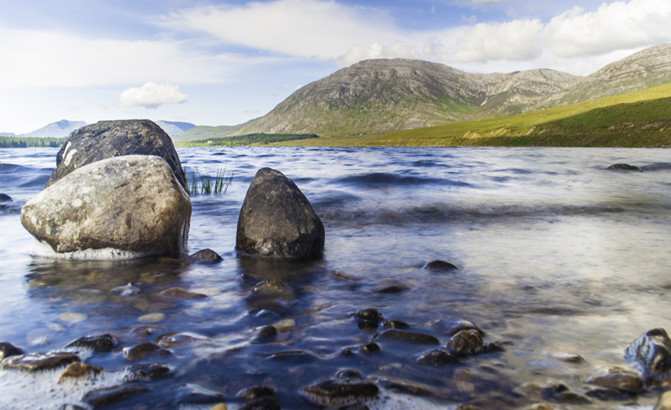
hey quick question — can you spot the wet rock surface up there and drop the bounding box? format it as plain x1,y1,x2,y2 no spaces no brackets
2,352,80,372
0,342,24,359
626,328,671,379
175,383,226,404
188,248,223,264
423,260,459,271
125,363,172,381
157,287,207,300
607,163,642,171
587,367,644,394
417,349,460,366
376,329,440,345
59,362,102,381
47,119,187,190
300,378,379,407
446,329,485,355
123,342,172,362
236,167,325,259
21,155,191,256
66,334,119,353
82,384,150,407
354,308,384,330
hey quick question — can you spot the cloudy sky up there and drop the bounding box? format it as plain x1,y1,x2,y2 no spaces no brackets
1,0,670,134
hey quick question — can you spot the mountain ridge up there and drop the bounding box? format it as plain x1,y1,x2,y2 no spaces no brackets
178,42,671,140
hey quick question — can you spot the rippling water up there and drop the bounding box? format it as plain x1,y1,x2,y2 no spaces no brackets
1,146,671,409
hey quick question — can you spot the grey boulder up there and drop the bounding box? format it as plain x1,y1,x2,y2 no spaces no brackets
21,155,191,257
47,119,187,190
236,168,324,259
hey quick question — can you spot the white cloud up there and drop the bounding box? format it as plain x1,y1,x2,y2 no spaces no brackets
337,42,418,67
120,83,188,109
0,28,227,87
545,0,671,57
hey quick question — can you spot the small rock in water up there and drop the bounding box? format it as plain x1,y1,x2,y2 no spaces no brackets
251,279,295,301
252,326,278,344
625,328,671,379
417,349,460,366
446,329,485,356
272,318,296,333
123,342,172,362
300,378,379,407
383,320,410,329
59,362,102,381
157,287,207,300
67,334,119,353
375,329,440,345
431,318,483,337
83,384,150,407
361,342,381,354
607,163,642,171
125,363,172,381
0,342,24,359
587,367,644,394
423,260,459,271
237,386,280,410
0,193,12,202
138,312,165,323
188,248,223,264
175,383,226,404
2,352,80,372
373,283,409,294
552,352,586,364
354,308,384,330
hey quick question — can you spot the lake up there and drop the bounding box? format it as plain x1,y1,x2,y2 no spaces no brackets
1,146,670,409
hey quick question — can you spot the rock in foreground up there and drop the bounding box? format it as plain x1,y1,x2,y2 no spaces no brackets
21,155,191,257
626,328,671,379
236,168,324,259
47,119,187,190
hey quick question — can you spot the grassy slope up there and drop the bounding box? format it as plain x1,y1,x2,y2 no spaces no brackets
278,82,671,147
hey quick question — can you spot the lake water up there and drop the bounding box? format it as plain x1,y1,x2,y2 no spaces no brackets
1,146,671,409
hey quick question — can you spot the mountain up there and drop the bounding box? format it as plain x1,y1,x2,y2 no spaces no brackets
177,43,671,140
155,120,196,137
20,120,87,138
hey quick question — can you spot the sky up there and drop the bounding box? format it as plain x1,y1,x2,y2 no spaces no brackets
1,0,670,134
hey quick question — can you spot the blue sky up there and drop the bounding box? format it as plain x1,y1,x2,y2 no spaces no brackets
1,0,670,134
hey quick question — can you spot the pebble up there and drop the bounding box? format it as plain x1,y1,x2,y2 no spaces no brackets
354,308,384,330
125,363,172,381
423,260,459,271
83,384,149,407
59,362,102,381
376,329,440,345
587,367,644,394
138,312,165,323
123,342,172,362
0,342,24,360
188,248,223,264
300,378,379,407
417,349,460,366
252,326,278,344
67,334,119,353
272,318,296,333
383,320,410,329
157,287,207,300
446,329,485,355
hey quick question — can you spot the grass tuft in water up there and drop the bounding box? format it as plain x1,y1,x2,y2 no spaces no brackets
186,168,233,196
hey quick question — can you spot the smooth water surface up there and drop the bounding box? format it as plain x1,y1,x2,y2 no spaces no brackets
1,147,670,409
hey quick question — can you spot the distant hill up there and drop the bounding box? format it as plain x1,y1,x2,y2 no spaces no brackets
155,120,196,137
20,119,87,138
177,43,671,141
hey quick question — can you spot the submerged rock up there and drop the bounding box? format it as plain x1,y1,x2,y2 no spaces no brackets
188,248,223,264
2,352,80,372
21,155,191,256
123,342,172,362
0,193,12,202
300,378,379,407
587,367,644,394
66,334,119,353
125,363,172,381
157,287,207,300
446,329,485,356
417,349,460,366
236,168,324,259
625,328,671,379
376,329,440,345
47,119,187,190
238,386,280,410
83,384,149,407
354,308,384,330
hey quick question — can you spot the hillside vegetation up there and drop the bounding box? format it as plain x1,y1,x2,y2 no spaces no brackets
278,82,671,147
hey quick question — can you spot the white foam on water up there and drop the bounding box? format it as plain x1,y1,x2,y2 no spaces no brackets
0,365,131,410
30,240,149,260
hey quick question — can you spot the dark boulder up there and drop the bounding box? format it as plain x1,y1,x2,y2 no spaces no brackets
47,119,187,190
188,248,223,264
354,308,384,330
0,193,11,202
300,378,379,407
66,334,119,353
625,328,671,379
2,352,80,372
0,342,24,359
236,168,324,259
423,260,459,271
607,163,642,172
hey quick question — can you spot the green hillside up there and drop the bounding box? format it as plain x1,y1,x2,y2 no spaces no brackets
282,82,671,147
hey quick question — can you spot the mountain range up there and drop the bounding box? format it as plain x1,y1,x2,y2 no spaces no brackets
3,119,195,138
178,43,671,141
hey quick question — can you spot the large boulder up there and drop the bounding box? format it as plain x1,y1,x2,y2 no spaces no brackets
625,328,671,379
236,168,324,259
21,155,191,257
46,119,187,191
